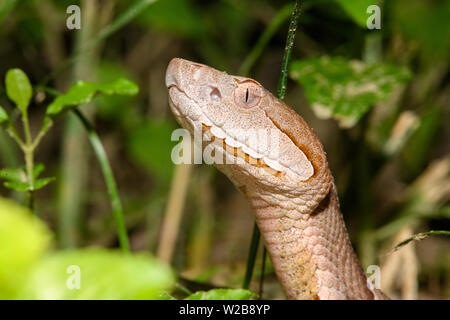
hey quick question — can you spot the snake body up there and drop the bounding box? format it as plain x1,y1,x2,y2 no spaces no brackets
165,58,388,299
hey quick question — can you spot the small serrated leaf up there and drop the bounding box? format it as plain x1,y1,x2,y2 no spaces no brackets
4,180,31,192
0,167,26,183
0,106,9,126
46,78,139,117
2,175,54,192
5,69,32,113
185,289,258,300
33,163,45,179
32,177,55,191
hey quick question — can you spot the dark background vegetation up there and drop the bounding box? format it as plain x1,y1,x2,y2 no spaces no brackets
0,0,448,299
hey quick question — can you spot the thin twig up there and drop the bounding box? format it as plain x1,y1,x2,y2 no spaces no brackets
6,125,25,149
157,163,193,263
21,110,35,212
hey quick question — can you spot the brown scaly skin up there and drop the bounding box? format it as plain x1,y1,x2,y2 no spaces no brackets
165,58,388,299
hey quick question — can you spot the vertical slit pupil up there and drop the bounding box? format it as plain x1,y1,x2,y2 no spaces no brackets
245,88,249,102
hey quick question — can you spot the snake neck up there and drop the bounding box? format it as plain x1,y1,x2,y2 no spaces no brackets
247,183,374,300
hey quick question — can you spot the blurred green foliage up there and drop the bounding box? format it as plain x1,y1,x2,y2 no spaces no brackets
0,164,54,192
0,106,8,125
335,0,374,27
0,197,50,298
290,57,411,127
391,0,450,59
137,0,209,39
21,249,175,299
402,105,443,177
128,119,178,184
0,197,175,299
0,197,257,300
185,288,258,300
0,0,19,23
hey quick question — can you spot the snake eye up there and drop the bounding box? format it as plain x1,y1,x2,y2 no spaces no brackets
233,80,262,108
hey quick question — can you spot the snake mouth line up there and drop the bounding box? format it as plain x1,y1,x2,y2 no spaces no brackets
168,84,303,178
201,123,285,177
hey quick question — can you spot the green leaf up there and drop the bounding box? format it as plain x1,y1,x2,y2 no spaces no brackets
19,249,175,299
33,163,45,179
4,180,31,192
4,178,54,192
0,106,9,126
0,166,54,191
185,289,258,300
32,177,56,191
0,167,26,183
46,78,139,116
335,0,374,27
95,61,137,121
0,197,51,298
40,116,53,135
5,69,33,113
290,56,412,128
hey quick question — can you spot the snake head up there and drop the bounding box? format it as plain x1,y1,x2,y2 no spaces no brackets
166,58,332,212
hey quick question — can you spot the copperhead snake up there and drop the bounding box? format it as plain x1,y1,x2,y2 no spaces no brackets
165,58,389,300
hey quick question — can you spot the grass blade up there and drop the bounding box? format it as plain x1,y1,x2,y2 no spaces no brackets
242,0,302,292
394,230,450,251
72,108,130,252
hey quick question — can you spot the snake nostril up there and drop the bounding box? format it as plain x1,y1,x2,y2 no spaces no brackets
210,87,221,100
191,64,204,81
